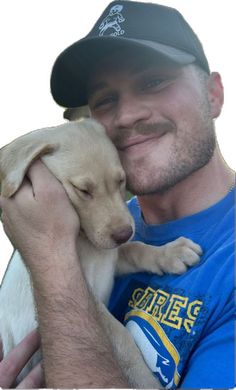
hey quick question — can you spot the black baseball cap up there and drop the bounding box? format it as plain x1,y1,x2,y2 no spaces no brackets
51,0,210,108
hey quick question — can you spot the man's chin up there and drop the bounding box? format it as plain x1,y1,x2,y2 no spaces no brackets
127,182,173,196
125,166,187,196
126,176,167,196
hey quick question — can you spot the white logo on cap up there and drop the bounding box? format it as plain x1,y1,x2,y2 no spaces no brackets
99,4,125,36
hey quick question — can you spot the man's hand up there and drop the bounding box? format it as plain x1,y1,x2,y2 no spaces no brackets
0,160,80,276
0,329,44,388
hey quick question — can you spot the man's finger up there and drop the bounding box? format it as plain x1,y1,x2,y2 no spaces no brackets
0,339,3,361
0,329,40,388
17,363,44,389
27,159,57,189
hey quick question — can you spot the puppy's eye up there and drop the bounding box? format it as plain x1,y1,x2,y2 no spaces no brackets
79,188,92,198
72,184,93,199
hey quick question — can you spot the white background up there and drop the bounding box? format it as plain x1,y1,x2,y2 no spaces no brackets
0,0,235,282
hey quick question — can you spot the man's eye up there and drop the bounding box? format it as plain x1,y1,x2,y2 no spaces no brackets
146,79,163,88
142,78,170,91
92,95,117,110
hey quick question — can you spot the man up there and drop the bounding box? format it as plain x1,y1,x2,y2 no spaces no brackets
0,1,234,388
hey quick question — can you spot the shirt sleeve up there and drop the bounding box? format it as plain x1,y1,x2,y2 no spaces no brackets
180,312,234,388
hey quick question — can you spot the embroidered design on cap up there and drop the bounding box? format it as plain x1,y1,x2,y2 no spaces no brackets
99,4,125,37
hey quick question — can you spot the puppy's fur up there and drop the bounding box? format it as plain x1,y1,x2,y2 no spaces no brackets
0,118,202,387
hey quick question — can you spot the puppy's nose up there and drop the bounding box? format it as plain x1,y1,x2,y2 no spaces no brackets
112,226,133,245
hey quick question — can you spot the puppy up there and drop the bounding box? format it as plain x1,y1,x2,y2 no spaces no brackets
0,118,202,387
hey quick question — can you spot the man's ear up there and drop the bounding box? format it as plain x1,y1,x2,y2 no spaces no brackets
0,139,57,198
207,72,224,119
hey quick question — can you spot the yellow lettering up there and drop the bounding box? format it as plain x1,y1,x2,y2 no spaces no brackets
128,287,203,333
135,287,156,310
184,300,203,333
128,287,144,308
152,290,170,320
161,294,188,329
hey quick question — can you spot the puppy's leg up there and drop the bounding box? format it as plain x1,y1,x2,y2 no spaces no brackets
117,237,202,275
95,298,160,388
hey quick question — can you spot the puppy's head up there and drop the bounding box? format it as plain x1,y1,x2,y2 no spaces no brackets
51,119,134,249
0,119,134,249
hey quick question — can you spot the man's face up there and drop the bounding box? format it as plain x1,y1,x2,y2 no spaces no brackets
88,52,217,195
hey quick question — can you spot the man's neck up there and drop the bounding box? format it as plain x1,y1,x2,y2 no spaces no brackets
137,147,235,225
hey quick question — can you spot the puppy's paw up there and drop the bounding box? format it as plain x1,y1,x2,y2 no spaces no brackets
162,237,202,274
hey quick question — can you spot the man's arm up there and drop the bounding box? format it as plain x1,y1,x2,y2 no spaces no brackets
0,160,129,388
31,243,128,388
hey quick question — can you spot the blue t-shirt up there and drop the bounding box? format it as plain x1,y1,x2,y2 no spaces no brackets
109,188,235,389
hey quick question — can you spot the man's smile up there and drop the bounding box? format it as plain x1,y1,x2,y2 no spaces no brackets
116,131,168,152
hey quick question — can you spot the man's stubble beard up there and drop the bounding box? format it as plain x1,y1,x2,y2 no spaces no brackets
121,102,216,196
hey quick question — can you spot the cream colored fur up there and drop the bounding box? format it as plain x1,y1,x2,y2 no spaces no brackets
0,118,202,387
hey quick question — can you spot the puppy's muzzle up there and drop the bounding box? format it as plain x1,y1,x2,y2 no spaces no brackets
111,225,133,245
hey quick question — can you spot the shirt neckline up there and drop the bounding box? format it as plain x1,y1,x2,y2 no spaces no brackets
130,187,235,242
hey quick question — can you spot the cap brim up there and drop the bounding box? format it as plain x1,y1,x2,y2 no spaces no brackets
50,36,195,108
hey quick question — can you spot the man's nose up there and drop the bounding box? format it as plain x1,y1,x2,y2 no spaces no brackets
113,95,151,129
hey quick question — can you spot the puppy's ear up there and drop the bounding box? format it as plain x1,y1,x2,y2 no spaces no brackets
0,139,57,198
64,105,91,121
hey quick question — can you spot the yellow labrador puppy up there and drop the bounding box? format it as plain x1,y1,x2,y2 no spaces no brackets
0,118,202,386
